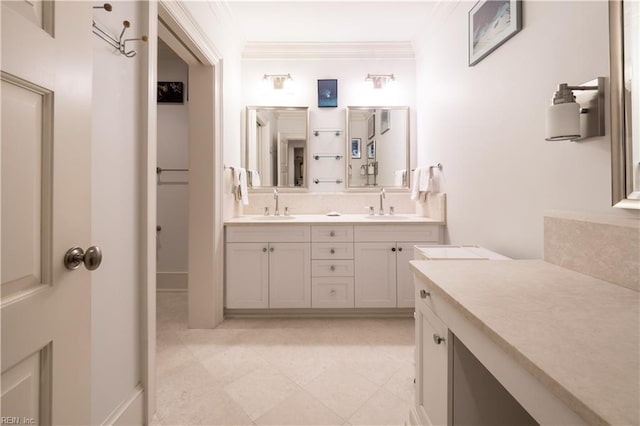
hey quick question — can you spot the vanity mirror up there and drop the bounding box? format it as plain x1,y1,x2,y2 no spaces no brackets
610,1,640,209
346,106,410,189
244,106,309,189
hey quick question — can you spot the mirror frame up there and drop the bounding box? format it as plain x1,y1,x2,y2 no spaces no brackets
610,1,640,209
244,106,310,192
345,106,411,192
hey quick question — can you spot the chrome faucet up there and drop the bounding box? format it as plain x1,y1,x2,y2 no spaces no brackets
379,188,385,215
273,188,280,216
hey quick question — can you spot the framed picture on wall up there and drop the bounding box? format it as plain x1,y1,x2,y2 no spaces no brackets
367,140,376,159
367,113,375,139
157,81,184,103
351,138,361,159
468,0,522,66
317,79,338,107
380,109,391,134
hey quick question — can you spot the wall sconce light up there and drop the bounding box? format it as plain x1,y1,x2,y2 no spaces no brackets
545,77,604,141
263,73,292,90
365,73,395,89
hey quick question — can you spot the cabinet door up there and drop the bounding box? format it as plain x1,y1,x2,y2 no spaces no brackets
415,300,449,426
397,241,431,308
354,242,397,307
226,243,269,308
269,242,311,308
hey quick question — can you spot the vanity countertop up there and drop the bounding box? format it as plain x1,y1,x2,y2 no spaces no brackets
224,214,445,225
409,259,639,425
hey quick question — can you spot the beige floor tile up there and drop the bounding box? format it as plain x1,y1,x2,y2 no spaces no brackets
223,366,299,420
303,364,379,419
339,346,404,386
383,361,415,404
179,328,249,361
255,390,344,426
200,345,270,385
156,340,198,377
348,388,412,426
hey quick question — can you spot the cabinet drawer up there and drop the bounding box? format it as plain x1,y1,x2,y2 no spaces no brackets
312,277,354,308
311,225,354,242
312,260,354,277
226,225,310,242
355,224,441,242
312,242,354,260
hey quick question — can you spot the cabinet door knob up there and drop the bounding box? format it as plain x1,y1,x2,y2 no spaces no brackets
330,231,335,237
330,289,336,296
420,289,430,298
398,247,403,252
330,265,336,271
262,247,268,252
433,334,445,345
270,247,274,252
330,248,335,254
391,247,396,252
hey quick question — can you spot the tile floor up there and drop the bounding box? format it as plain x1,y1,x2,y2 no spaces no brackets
154,292,416,426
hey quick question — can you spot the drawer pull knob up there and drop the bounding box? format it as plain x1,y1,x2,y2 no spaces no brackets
330,265,336,271
391,247,396,252
330,248,335,254
330,231,336,237
262,247,268,252
433,334,445,345
398,247,403,252
330,289,336,296
420,289,430,298
270,247,274,252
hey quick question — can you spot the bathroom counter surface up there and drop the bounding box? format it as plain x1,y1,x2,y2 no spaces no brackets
225,214,444,225
409,259,639,425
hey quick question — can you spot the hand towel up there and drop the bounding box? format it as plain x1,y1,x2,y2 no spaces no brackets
249,169,261,186
394,169,406,186
410,166,429,200
233,167,250,205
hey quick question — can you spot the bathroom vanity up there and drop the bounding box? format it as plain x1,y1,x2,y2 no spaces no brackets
410,260,639,425
224,215,443,312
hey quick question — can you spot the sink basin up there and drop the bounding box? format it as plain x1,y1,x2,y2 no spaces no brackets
364,215,410,220
256,215,296,220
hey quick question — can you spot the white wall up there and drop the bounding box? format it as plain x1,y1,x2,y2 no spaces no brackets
157,57,189,291
91,1,143,423
242,57,417,192
415,0,639,259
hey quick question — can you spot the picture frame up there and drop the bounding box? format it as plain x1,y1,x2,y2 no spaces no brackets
367,113,375,139
351,138,361,159
317,79,338,108
367,140,376,159
468,0,522,66
157,81,184,103
380,109,391,135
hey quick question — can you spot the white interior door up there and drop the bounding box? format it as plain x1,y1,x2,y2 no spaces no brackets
1,2,93,424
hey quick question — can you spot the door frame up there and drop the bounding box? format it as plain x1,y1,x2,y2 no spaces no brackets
142,1,224,421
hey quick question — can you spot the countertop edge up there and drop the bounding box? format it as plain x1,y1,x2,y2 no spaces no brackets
224,214,445,225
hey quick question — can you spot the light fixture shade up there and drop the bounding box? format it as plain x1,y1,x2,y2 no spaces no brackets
545,102,580,141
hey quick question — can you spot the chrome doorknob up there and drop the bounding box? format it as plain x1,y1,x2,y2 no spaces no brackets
64,246,102,271
420,289,430,298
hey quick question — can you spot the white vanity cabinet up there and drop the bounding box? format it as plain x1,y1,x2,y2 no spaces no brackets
354,224,440,308
225,225,311,309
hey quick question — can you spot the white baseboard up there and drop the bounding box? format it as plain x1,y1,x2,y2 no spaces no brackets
156,271,187,292
101,384,144,426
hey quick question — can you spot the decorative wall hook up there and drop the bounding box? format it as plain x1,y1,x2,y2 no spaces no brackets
92,4,147,58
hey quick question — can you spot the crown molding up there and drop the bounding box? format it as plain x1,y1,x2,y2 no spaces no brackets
242,42,415,60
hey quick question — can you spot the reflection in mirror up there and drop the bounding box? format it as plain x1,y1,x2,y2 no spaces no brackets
346,106,410,189
245,106,309,189
610,1,640,208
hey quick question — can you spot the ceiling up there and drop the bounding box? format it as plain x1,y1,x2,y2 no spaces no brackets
223,1,439,44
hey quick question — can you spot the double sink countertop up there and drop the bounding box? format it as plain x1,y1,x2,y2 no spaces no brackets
224,214,444,225
410,259,639,425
